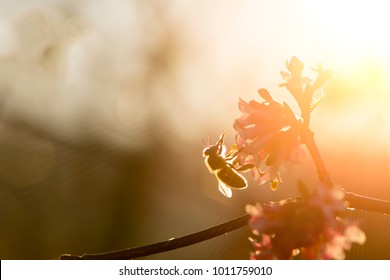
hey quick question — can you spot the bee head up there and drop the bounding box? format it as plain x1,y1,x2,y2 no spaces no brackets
203,144,218,156
202,131,226,157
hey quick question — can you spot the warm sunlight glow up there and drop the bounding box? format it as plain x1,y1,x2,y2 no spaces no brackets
304,0,390,80
2,0,390,260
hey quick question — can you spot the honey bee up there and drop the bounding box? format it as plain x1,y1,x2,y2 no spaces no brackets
203,131,254,198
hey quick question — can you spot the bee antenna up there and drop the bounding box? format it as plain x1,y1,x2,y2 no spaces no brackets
202,136,212,147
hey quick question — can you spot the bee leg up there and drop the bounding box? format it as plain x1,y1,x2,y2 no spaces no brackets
225,148,241,161
225,153,237,161
216,131,226,153
225,146,244,161
234,163,257,172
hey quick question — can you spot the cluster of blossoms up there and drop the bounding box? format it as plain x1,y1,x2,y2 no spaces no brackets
233,57,332,189
233,89,304,189
232,58,365,259
246,183,366,259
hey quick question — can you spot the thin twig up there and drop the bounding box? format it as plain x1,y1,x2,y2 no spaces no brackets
301,128,333,187
301,126,390,214
59,214,250,260
345,192,390,214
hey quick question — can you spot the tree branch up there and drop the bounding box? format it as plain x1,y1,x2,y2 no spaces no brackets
345,192,390,214
59,213,250,260
301,128,333,187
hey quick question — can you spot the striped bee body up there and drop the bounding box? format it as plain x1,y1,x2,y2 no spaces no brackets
203,132,252,198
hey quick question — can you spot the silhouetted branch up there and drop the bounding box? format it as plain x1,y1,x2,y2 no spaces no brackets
301,128,333,187
59,213,250,260
345,192,390,214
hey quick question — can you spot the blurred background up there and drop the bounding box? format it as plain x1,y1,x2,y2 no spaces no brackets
1,0,390,259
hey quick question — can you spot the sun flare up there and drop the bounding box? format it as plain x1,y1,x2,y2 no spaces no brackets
306,0,390,78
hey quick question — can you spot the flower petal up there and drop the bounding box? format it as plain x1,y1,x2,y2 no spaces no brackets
257,88,274,102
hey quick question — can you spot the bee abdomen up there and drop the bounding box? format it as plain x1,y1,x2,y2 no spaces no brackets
217,167,247,189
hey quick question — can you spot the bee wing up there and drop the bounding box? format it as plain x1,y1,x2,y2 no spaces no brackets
218,182,232,198
217,167,248,190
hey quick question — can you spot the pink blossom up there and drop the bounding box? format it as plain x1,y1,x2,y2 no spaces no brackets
246,184,366,259
233,89,304,188
280,56,332,116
